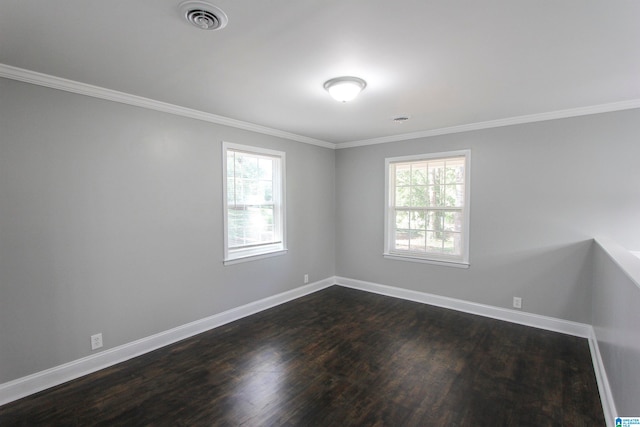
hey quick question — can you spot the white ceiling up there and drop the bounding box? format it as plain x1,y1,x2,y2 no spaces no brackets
1,0,639,146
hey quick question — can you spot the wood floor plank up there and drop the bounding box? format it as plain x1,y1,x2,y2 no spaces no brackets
0,286,605,426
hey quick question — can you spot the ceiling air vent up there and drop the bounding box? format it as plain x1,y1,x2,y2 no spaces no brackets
180,1,228,31
392,115,411,123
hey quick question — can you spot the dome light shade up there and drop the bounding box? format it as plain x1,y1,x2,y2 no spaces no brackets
323,76,367,102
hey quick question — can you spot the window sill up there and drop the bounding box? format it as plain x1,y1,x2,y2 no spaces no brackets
224,249,288,266
383,253,470,269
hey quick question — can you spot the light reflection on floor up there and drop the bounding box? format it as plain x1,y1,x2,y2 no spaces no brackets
233,345,286,421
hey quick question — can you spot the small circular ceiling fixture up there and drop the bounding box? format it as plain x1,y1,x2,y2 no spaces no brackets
323,76,367,103
180,1,228,31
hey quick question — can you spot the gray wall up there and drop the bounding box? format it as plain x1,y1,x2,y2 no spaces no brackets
0,78,336,383
335,109,640,323
592,239,640,416
3,72,640,411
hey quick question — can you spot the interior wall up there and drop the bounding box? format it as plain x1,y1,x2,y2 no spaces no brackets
592,239,640,416
0,78,336,383
335,109,640,323
3,73,640,391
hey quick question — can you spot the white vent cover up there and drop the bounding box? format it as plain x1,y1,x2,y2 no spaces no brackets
180,1,228,31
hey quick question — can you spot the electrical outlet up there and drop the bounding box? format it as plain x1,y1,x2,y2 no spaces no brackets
513,297,522,309
91,333,103,350
304,274,309,284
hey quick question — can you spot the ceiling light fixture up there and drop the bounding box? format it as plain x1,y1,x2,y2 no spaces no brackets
323,76,367,103
180,1,228,31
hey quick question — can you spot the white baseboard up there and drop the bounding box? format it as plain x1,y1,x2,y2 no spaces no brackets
335,276,591,337
1,274,617,425
0,277,335,406
334,276,616,426
588,328,617,427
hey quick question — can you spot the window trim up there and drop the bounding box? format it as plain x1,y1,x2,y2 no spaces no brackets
222,142,287,265
384,149,471,268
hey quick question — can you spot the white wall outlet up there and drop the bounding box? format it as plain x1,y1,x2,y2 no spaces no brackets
304,274,309,284
513,297,522,309
91,333,103,350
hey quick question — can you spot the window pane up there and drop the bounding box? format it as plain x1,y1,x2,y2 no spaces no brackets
240,155,258,180
425,231,462,255
260,207,274,227
409,230,426,252
427,211,447,236
429,185,447,207
258,158,273,180
234,153,245,178
224,144,286,261
428,160,445,185
410,211,426,230
426,210,439,231
386,151,468,264
238,179,259,204
227,178,235,205
396,186,411,207
426,231,444,253
395,230,410,251
411,162,428,185
227,152,235,177
442,232,461,255
228,208,250,247
444,184,464,207
443,211,463,232
445,158,465,184
258,180,273,204
410,186,428,207
229,229,247,247
234,179,245,204
228,206,277,248
395,210,409,229
395,163,411,186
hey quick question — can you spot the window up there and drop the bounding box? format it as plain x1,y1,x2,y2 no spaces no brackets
223,142,286,265
384,150,470,268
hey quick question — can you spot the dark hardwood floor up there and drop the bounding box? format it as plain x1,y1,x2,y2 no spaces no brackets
0,286,605,426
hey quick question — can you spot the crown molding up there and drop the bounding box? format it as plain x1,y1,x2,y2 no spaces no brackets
0,63,336,150
4,63,640,151
337,99,640,149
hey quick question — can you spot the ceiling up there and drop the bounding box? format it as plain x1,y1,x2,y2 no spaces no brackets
1,0,639,147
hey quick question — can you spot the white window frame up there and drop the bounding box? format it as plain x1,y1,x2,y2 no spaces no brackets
223,142,287,265
384,149,470,268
